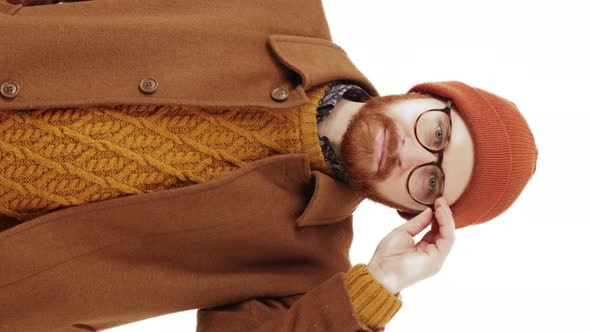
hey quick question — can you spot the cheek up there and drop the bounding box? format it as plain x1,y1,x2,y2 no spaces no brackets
372,167,430,212
385,109,415,137
374,172,411,204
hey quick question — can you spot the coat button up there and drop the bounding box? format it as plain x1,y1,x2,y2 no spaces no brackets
271,87,289,101
139,78,158,94
1,81,19,99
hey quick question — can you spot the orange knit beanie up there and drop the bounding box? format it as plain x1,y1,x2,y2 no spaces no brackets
396,81,538,229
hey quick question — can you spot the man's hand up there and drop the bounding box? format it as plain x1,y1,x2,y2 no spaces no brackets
367,197,456,294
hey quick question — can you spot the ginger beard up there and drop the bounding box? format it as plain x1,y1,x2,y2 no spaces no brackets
340,95,413,212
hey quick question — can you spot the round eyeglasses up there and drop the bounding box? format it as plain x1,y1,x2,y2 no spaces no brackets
406,99,453,210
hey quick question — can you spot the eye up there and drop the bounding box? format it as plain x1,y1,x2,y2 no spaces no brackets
408,165,444,204
427,175,437,192
435,127,443,142
424,169,443,197
431,120,449,148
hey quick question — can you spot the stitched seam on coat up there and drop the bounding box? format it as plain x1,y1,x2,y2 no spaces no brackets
274,37,344,51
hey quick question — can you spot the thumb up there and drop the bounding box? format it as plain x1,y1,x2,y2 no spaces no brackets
396,208,433,237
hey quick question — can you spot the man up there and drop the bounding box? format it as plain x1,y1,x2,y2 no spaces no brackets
0,1,538,331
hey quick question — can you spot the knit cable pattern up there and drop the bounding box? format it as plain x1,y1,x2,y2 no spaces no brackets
0,83,332,221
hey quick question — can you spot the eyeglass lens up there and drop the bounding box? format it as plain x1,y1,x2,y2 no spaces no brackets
408,109,451,205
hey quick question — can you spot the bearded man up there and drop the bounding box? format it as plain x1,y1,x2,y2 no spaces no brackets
0,0,538,331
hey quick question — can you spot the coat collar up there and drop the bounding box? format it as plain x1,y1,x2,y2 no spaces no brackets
267,34,380,98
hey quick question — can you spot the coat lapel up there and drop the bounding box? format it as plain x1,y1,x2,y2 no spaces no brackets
233,153,365,228
295,169,365,227
266,34,374,226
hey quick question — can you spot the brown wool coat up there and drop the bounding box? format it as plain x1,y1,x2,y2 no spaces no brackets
0,1,384,331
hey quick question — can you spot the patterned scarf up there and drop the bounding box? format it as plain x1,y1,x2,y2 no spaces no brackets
317,83,371,183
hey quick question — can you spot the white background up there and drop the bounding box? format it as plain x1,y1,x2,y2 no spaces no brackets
107,0,589,331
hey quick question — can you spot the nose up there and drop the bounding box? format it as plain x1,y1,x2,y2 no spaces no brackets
396,135,439,170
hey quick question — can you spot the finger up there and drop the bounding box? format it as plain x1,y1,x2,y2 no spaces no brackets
416,229,436,251
434,199,456,256
416,216,440,250
435,197,456,241
428,220,439,243
428,215,441,243
396,208,433,237
416,239,431,252
419,218,438,242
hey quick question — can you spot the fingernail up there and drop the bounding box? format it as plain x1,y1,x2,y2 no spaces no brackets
441,196,447,206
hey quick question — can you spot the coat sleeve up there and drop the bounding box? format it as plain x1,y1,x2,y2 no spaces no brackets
196,264,403,332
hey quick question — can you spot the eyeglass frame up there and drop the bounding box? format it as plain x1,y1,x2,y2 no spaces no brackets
405,99,454,211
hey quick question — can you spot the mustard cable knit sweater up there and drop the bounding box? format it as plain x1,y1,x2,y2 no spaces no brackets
0,82,402,329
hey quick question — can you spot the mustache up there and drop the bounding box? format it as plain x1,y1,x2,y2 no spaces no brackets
339,102,400,191
379,124,399,175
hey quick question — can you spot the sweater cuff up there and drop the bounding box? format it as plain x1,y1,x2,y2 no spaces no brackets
344,263,403,330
